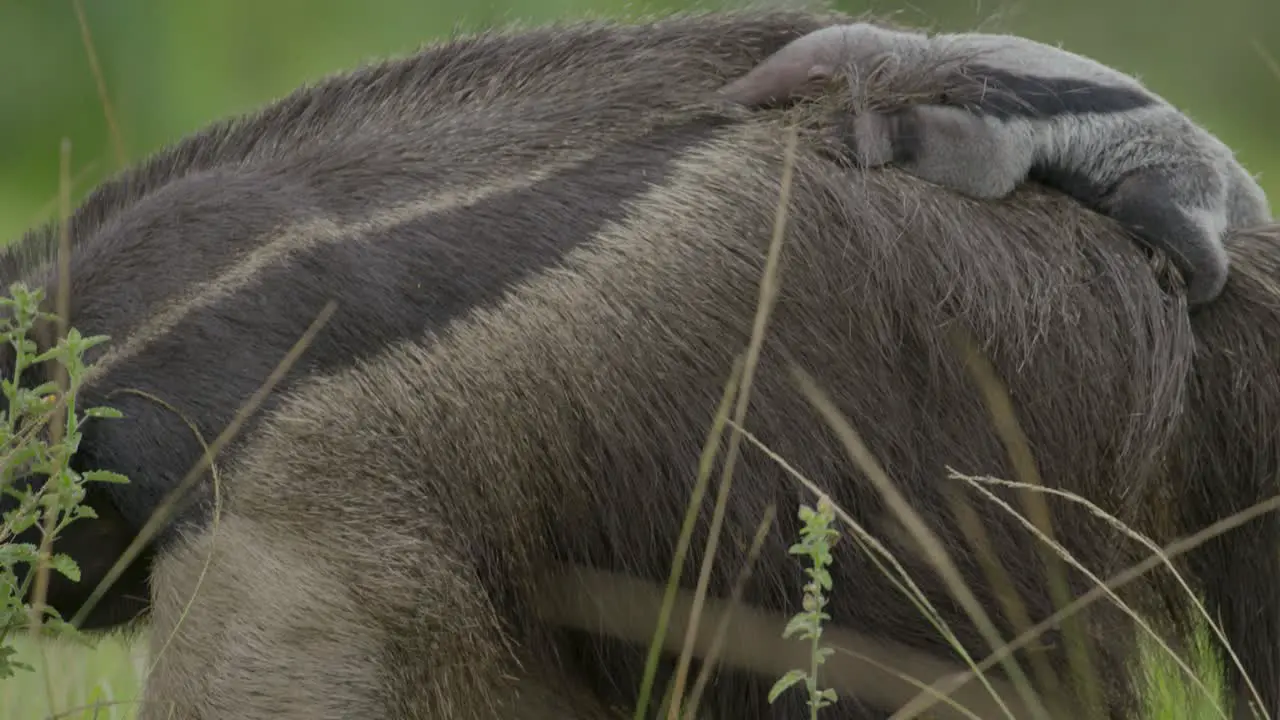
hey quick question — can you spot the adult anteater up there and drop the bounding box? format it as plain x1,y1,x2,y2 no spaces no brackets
3,7,1277,720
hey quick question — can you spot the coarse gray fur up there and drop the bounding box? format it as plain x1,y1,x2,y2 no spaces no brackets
720,22,1274,306
2,7,1280,720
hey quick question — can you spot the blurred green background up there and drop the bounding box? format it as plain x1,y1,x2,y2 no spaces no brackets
1,0,1278,242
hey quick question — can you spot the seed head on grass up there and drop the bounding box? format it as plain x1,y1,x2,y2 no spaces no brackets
769,494,841,718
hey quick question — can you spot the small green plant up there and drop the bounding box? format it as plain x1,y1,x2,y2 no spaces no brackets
0,281,126,680
768,494,841,719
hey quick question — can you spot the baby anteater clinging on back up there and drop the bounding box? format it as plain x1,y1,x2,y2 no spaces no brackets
722,21,1273,305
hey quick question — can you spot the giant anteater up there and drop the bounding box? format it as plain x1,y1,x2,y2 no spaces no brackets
2,6,1278,720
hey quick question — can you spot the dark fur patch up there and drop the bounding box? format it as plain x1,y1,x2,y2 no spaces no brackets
956,64,1155,120
6,115,732,630
74,115,732,540
1029,164,1113,208
887,107,924,165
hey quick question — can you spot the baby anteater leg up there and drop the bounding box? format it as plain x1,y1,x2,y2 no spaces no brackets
1104,167,1231,305
850,104,1035,199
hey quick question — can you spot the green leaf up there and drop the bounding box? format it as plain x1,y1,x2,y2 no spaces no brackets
3,510,38,535
0,543,38,567
50,553,80,582
0,653,32,679
28,382,60,397
79,334,111,350
813,568,832,591
767,669,807,704
84,406,124,420
82,469,130,484
782,614,809,639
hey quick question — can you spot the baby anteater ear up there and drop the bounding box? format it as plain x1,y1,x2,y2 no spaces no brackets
719,21,1272,308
